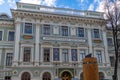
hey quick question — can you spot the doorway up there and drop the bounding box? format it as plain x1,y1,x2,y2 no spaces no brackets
61,71,71,80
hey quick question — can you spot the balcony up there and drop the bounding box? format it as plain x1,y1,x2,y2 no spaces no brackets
16,2,104,19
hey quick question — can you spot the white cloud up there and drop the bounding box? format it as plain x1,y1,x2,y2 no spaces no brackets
88,4,94,11
96,0,106,12
0,0,4,5
8,0,16,8
19,0,57,6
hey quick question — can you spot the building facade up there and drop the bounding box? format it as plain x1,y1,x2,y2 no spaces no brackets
0,2,119,80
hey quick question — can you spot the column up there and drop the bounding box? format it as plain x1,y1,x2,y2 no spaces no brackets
69,49,71,62
103,30,110,66
13,22,21,66
35,23,40,66
87,28,93,54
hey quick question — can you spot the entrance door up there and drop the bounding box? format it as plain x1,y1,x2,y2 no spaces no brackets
61,71,71,80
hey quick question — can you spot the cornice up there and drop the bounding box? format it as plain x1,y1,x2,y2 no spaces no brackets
0,21,14,27
11,10,106,26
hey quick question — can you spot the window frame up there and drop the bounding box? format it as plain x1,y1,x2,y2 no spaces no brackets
107,37,113,46
96,50,102,63
71,49,77,61
23,47,31,62
23,23,33,34
53,48,59,61
93,29,100,39
79,50,86,62
5,53,13,66
0,30,4,41
43,24,51,35
7,30,15,41
43,48,50,62
62,49,69,62
61,26,68,36
77,27,85,38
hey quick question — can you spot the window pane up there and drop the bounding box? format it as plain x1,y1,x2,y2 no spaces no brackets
62,49,69,62
0,31,2,41
94,29,100,38
71,49,77,61
110,56,115,67
61,26,68,36
6,53,13,66
78,28,84,37
23,47,31,62
44,48,50,62
43,25,50,35
79,50,85,62
8,31,14,41
96,50,102,63
24,23,32,34
53,48,59,61
107,38,113,46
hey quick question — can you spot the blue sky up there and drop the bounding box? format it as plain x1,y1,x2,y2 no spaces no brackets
0,0,105,17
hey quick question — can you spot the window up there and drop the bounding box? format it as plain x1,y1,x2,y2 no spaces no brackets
5,76,11,80
23,47,31,62
61,26,68,36
53,48,59,61
71,49,77,61
0,31,3,41
77,28,84,37
96,50,102,63
43,48,50,62
110,56,115,67
43,72,51,80
99,72,104,80
24,23,32,34
107,38,113,46
43,24,51,35
21,72,31,80
62,49,69,62
8,31,14,41
79,50,85,62
6,53,13,66
93,29,100,38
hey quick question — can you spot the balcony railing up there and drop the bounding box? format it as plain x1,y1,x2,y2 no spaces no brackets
16,2,104,19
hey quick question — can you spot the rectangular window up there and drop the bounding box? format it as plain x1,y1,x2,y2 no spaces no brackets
24,23,32,34
23,47,31,62
8,31,14,41
0,31,3,41
93,29,100,38
62,49,69,62
43,24,50,35
71,49,77,61
96,50,102,63
53,48,59,61
110,56,115,67
107,38,113,46
43,48,50,62
77,28,84,37
61,26,68,36
79,50,85,62
5,76,11,80
6,53,13,66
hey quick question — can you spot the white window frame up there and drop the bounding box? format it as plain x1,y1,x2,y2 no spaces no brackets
23,23,33,34
79,49,86,62
95,50,102,63
7,30,15,41
107,37,113,46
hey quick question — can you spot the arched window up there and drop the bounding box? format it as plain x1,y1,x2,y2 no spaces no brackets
43,72,51,80
99,72,104,80
80,72,84,80
21,72,31,80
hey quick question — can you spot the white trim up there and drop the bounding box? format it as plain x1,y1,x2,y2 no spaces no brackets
93,28,101,39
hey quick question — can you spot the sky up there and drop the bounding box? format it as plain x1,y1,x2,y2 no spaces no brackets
0,0,106,17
